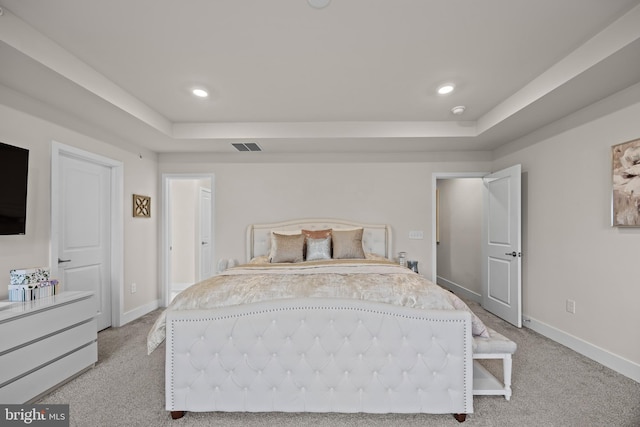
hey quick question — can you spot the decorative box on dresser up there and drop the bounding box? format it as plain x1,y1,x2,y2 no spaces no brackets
0,291,97,403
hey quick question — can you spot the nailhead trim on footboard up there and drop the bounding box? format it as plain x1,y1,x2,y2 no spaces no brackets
165,299,473,416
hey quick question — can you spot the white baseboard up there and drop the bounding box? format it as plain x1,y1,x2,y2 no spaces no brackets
436,276,482,304
435,277,640,384
121,299,160,326
523,314,640,384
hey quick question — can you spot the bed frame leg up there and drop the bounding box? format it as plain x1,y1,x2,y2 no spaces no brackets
170,411,185,420
453,413,467,422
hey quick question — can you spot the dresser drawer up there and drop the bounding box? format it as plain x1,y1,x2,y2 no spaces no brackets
0,293,96,353
0,342,97,404
0,291,97,403
0,319,97,385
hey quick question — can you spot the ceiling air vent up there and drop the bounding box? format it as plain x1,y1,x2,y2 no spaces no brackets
232,142,262,152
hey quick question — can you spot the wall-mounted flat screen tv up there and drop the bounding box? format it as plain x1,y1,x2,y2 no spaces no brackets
0,142,29,235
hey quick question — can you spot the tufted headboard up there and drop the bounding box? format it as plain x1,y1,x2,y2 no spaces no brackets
246,218,392,261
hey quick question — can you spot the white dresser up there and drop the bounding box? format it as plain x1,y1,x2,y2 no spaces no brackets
0,291,97,403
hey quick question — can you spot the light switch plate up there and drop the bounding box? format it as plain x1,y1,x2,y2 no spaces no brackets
409,230,424,239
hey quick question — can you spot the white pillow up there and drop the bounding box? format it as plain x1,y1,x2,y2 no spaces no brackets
305,236,332,261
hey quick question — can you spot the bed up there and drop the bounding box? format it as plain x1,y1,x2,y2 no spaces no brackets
148,219,499,423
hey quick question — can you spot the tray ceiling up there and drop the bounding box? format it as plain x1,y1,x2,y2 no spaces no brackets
1,0,639,154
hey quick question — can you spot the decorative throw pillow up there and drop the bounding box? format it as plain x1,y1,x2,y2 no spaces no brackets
332,228,365,259
269,232,305,263
301,229,332,239
301,229,332,258
305,236,332,261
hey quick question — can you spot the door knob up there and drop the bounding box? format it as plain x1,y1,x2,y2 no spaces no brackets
58,258,71,263
505,251,517,257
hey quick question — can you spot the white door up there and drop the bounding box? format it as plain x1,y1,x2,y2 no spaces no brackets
199,187,213,281
481,164,522,327
57,154,112,330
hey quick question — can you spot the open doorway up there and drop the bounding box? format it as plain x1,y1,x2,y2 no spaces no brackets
161,174,215,306
432,173,485,304
432,166,523,328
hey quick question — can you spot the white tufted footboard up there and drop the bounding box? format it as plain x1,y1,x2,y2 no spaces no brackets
165,298,473,419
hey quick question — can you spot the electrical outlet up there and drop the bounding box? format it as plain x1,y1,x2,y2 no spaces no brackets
131,282,137,294
566,299,575,314
409,230,424,239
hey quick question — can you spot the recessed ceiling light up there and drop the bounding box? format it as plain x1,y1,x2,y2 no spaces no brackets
437,84,455,95
192,88,209,98
451,106,466,115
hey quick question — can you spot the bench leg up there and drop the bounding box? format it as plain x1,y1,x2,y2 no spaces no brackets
503,354,512,401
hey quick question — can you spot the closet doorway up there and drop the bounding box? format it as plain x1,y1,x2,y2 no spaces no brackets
161,174,215,306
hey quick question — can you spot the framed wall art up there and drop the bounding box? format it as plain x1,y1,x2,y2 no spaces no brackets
133,194,151,218
612,138,640,227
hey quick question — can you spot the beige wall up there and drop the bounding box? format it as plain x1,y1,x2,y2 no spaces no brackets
493,87,640,371
157,160,493,280
0,102,159,317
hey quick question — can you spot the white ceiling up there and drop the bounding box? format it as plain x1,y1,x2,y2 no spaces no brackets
1,0,640,154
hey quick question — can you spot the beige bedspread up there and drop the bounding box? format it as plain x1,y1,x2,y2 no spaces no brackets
147,259,489,354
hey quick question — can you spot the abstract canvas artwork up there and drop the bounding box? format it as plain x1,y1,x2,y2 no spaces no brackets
612,138,640,226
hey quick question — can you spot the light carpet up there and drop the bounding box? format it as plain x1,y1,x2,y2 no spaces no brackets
38,300,640,427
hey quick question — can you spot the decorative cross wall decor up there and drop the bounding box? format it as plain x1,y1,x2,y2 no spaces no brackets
133,194,151,218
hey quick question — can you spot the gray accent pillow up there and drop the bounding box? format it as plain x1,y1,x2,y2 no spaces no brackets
269,233,305,263
305,236,332,261
332,228,365,259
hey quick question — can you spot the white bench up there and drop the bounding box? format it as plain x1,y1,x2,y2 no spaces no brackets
472,327,517,400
